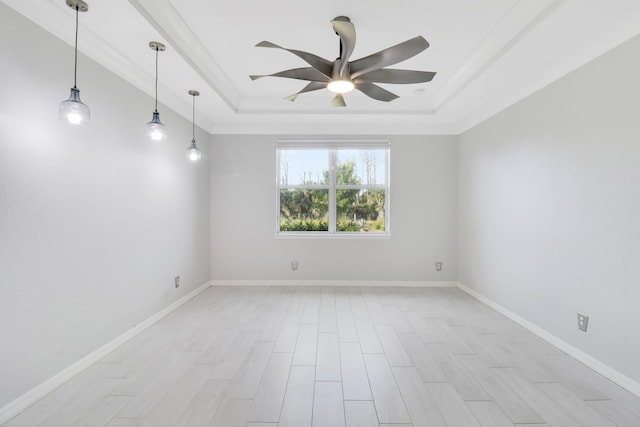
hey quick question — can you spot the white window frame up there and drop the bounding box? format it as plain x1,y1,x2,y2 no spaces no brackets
275,139,391,239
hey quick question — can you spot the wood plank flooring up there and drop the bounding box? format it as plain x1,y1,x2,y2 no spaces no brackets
4,286,640,427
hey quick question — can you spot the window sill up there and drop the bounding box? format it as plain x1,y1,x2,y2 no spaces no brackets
275,233,392,240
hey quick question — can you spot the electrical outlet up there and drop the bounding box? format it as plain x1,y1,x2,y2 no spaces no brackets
577,312,589,332
291,261,299,271
174,276,180,288
435,261,443,271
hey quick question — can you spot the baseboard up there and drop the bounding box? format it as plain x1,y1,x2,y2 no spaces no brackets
456,282,640,398
0,280,212,425
210,279,458,287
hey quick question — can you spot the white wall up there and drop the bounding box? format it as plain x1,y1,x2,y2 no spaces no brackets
210,134,458,282
458,35,640,384
0,4,210,407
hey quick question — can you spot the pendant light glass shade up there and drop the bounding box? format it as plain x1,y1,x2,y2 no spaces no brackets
186,90,202,162
146,111,166,141
59,0,90,125
186,139,202,162
59,87,90,125
146,41,167,141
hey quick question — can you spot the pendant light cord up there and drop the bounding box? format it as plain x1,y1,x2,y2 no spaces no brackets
154,46,159,112
192,94,196,140
73,5,79,89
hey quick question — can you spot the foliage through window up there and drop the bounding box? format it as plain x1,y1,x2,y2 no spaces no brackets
277,141,389,235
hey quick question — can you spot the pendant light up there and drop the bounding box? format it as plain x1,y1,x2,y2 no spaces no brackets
186,90,202,162
145,41,167,141
59,0,90,125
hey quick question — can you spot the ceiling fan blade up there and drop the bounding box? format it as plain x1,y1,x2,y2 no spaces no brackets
331,18,356,76
350,36,430,79
255,41,333,77
356,69,436,84
250,67,329,82
355,82,399,102
331,94,347,107
285,81,327,102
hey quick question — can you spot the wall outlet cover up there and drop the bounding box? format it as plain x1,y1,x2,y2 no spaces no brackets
577,312,589,332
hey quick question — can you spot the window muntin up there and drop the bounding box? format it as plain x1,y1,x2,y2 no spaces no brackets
277,141,389,236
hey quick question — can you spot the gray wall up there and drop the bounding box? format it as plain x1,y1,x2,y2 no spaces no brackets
0,4,211,407
458,35,640,384
210,134,458,282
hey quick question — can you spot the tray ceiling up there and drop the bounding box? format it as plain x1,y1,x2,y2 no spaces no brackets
3,0,640,134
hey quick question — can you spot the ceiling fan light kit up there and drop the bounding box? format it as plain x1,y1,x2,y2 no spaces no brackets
327,79,354,94
251,16,436,107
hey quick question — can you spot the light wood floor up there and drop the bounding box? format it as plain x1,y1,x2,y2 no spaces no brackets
5,286,640,427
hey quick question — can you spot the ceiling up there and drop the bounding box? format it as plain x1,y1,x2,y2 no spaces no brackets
4,0,640,134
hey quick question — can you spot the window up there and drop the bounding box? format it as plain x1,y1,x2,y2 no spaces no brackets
276,140,390,236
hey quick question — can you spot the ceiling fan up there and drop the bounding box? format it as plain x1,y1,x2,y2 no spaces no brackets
250,16,436,107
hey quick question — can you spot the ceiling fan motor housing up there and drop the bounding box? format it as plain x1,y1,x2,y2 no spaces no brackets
331,59,350,79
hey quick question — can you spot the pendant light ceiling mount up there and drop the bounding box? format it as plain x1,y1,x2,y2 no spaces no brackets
188,90,200,97
148,41,166,52
65,0,88,12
